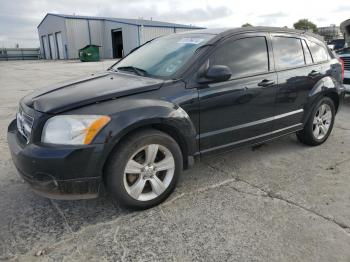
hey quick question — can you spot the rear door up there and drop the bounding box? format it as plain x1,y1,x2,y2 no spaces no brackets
271,34,325,131
198,33,278,154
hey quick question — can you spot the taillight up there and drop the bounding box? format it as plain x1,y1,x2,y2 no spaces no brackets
339,58,344,81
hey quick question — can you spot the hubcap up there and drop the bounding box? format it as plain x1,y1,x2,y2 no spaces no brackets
312,103,332,140
123,144,175,201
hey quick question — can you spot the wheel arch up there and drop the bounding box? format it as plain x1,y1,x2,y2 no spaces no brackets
324,92,339,113
101,113,198,180
303,76,342,124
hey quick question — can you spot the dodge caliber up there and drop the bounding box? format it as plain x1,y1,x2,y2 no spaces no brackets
8,27,345,209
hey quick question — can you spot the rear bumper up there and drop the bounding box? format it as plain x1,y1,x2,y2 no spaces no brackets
7,119,104,200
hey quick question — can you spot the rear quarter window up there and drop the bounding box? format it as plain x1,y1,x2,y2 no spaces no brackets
308,41,329,63
273,37,305,69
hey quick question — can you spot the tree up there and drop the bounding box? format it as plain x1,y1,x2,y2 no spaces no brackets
293,19,317,33
242,23,252,27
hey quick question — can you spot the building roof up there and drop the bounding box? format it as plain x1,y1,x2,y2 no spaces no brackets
38,13,204,29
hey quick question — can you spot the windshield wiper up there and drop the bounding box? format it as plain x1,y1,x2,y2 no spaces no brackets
116,66,148,77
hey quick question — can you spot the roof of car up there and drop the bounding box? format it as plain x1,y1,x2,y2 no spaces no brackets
185,27,323,41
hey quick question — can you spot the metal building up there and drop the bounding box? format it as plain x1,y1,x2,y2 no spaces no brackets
318,25,344,43
37,13,204,60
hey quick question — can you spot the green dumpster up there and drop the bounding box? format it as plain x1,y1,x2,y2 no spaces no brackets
78,45,100,62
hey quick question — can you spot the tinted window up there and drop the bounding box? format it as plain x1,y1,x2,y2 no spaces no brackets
273,37,305,69
113,33,215,78
308,41,329,63
302,40,313,64
210,36,269,78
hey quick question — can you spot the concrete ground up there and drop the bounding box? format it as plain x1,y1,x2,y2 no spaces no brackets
0,60,350,262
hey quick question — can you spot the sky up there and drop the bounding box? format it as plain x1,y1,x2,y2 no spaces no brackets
0,0,350,48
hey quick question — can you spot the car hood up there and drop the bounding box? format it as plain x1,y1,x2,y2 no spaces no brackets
22,71,164,114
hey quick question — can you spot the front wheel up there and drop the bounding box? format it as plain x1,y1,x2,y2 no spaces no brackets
297,97,335,146
105,129,183,209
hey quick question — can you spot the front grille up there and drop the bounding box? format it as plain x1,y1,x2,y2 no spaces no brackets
17,106,34,143
344,78,350,85
341,56,350,71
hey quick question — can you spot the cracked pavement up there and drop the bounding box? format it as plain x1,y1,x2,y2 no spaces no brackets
1,60,350,261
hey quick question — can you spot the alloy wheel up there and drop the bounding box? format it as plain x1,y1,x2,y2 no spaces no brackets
312,103,332,140
123,144,175,201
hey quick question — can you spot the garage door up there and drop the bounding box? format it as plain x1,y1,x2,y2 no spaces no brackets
49,34,57,59
42,36,50,59
55,32,64,59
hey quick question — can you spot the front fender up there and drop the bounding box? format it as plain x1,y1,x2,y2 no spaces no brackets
93,98,198,162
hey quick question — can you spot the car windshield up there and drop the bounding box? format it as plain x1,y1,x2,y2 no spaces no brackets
112,33,215,79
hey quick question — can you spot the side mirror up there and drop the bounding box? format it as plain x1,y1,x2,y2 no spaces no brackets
199,65,232,83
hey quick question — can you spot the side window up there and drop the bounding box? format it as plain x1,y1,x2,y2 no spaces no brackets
273,37,305,69
302,40,313,64
210,36,269,78
308,40,329,63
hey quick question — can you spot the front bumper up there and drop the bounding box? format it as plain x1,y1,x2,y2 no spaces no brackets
7,119,104,200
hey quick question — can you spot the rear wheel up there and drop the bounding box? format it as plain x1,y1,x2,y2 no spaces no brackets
105,129,183,209
297,97,335,146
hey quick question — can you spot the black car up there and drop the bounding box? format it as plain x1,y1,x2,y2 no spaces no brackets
8,27,345,209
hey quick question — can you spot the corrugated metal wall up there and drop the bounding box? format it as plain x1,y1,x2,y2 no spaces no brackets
175,28,193,33
104,21,139,59
139,26,175,45
38,14,202,60
65,19,90,59
37,15,68,59
88,20,105,56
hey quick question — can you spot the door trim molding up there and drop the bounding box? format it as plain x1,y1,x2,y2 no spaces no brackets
200,109,304,139
201,123,303,154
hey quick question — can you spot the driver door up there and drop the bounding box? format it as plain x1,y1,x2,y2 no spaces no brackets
198,33,278,155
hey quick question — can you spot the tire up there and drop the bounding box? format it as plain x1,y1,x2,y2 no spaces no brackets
297,97,335,146
105,129,183,209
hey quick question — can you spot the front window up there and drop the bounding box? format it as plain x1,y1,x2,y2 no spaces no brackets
112,33,215,79
209,36,269,79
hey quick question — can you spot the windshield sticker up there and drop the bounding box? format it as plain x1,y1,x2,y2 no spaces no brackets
178,38,204,45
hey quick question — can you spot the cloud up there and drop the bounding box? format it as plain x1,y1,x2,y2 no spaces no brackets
256,12,289,26
0,0,348,48
0,0,232,47
332,5,350,12
258,12,288,18
97,4,232,24
316,17,328,23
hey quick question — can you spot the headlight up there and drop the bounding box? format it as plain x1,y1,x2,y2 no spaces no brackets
41,115,110,145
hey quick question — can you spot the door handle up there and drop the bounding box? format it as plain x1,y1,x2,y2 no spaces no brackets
308,70,320,77
258,79,275,87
